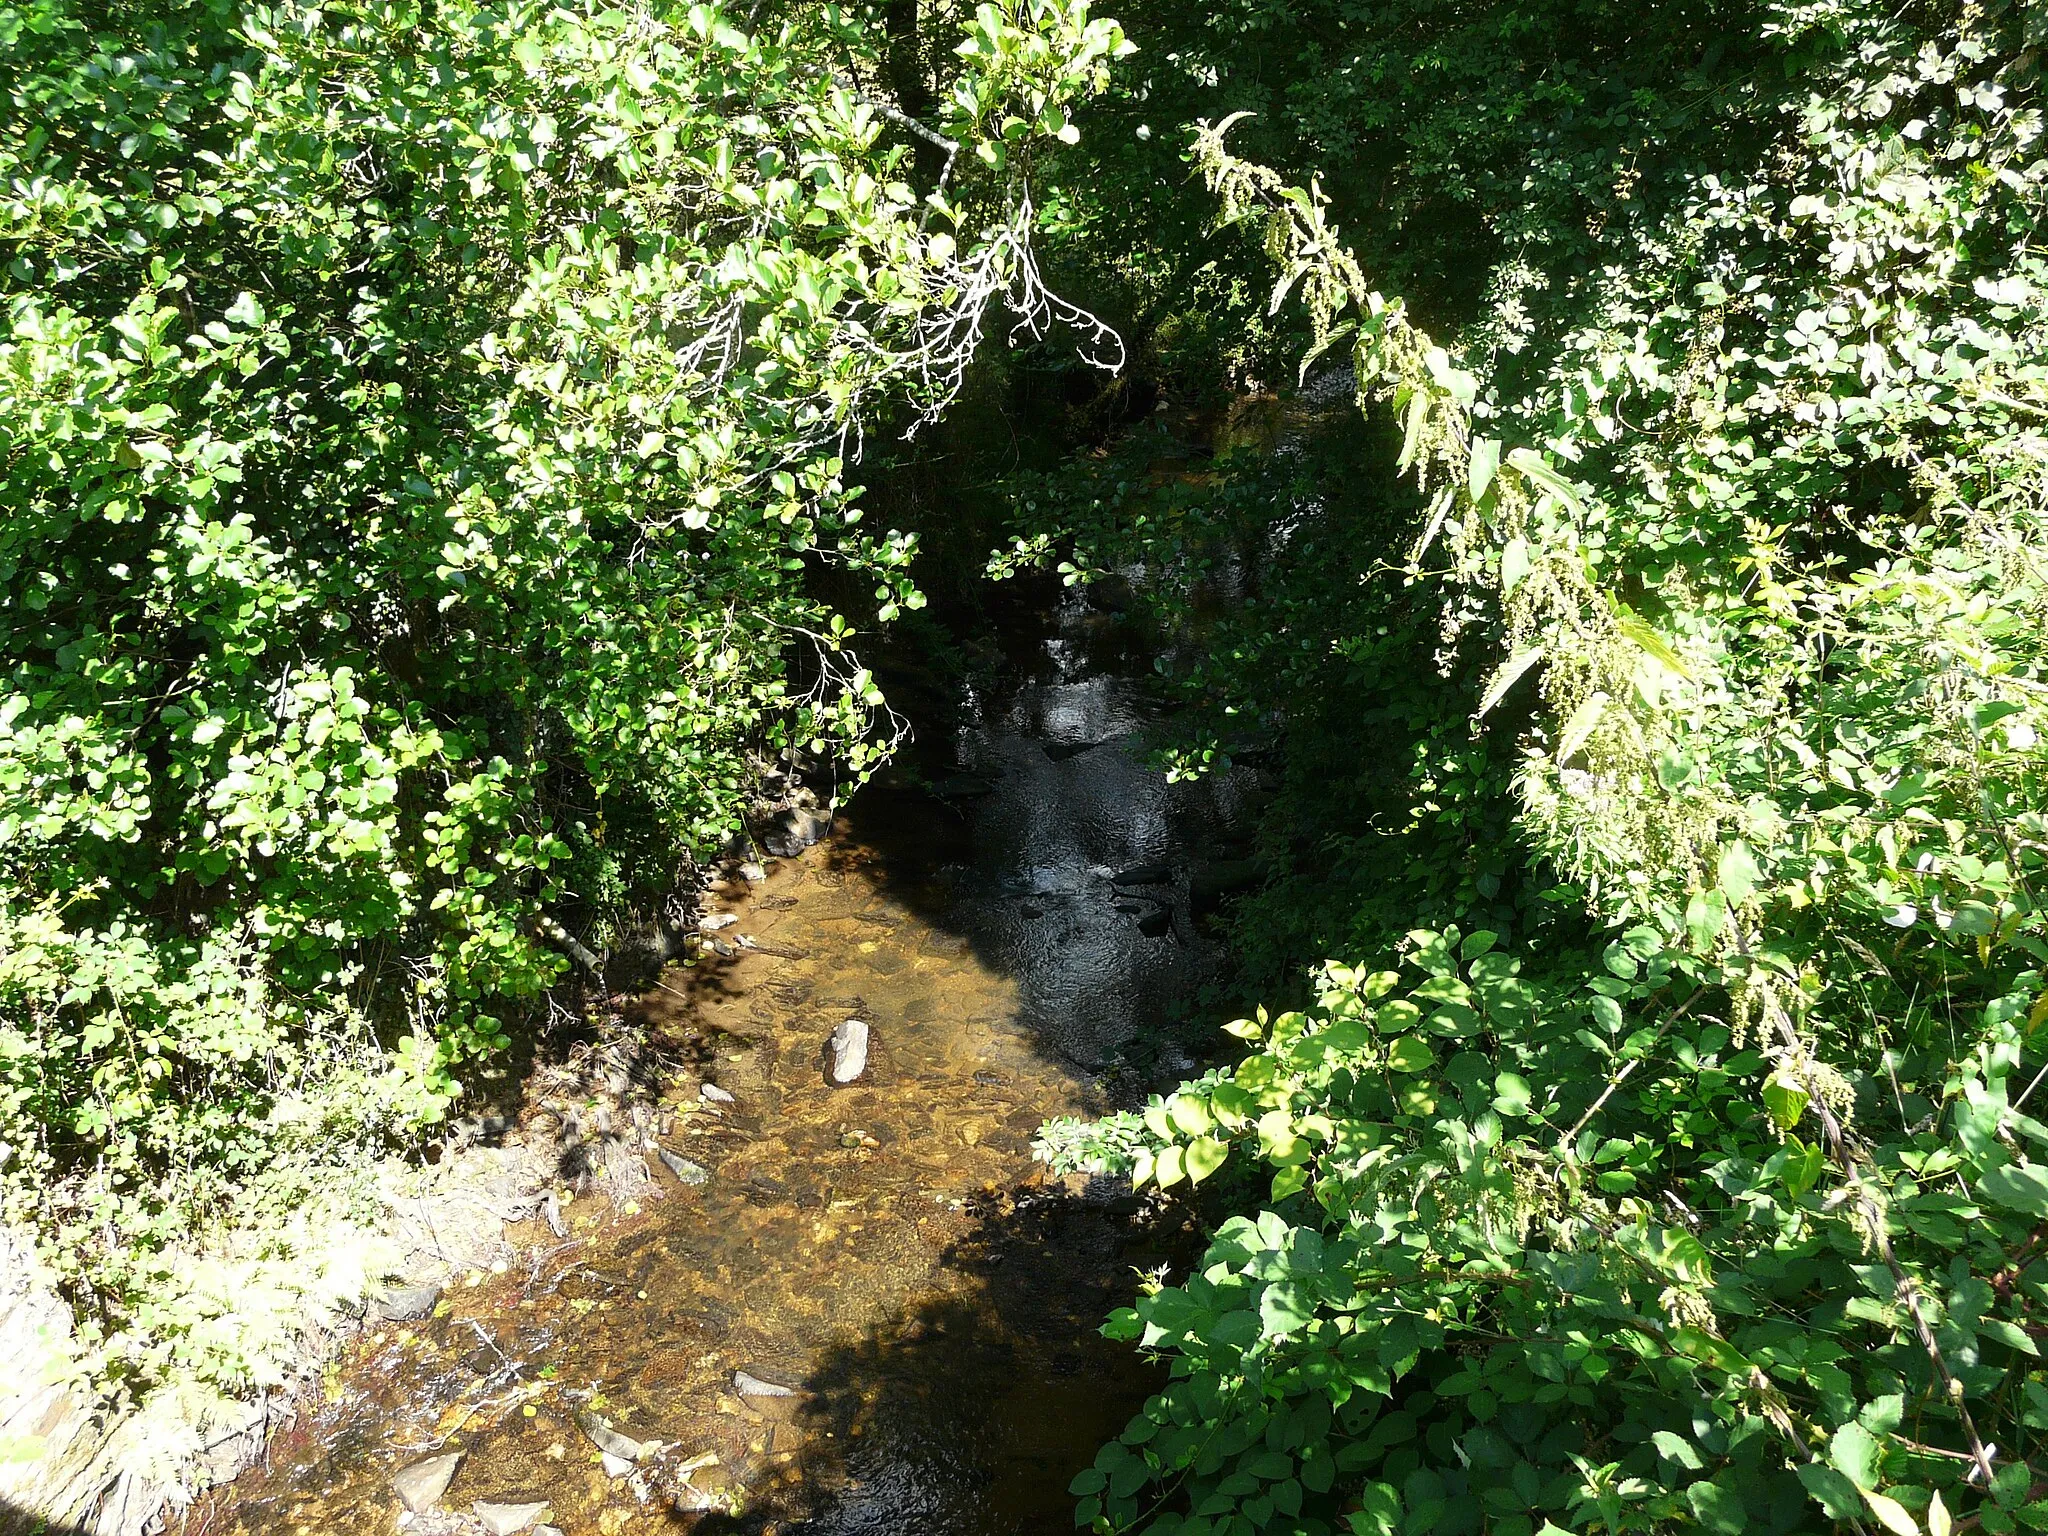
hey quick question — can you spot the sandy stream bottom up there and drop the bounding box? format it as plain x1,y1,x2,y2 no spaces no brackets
197,833,1179,1536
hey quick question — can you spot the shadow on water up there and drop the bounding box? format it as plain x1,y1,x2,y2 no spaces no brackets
689,1182,1198,1536
845,575,1266,1085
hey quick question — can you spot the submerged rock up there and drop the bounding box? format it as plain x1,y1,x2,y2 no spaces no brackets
734,1368,808,1421
761,806,832,858
392,1451,463,1513
700,1082,736,1104
657,1147,711,1185
738,861,767,882
825,1018,869,1084
576,1409,659,1464
474,1500,553,1536
372,1281,442,1322
698,912,739,932
1111,862,1172,886
734,1369,798,1399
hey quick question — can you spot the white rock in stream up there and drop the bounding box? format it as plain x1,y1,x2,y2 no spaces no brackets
826,1018,869,1084
392,1451,463,1512
657,1146,710,1185
733,1369,798,1399
474,1500,553,1536
700,1082,735,1103
698,912,739,931
576,1409,659,1465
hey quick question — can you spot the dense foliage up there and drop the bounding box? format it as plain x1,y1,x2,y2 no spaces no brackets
1034,0,2048,1532
0,0,1127,1399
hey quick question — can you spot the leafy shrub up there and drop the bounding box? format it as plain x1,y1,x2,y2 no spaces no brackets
1034,0,2048,1530
1,0,1129,1397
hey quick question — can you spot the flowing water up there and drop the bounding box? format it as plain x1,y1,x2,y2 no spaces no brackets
200,585,1254,1536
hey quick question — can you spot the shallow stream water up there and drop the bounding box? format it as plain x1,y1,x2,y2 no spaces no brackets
204,586,1251,1536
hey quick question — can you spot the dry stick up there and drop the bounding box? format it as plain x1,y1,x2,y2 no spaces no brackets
830,73,961,216
1558,986,1708,1154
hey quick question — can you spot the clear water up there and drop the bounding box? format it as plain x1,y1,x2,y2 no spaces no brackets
205,587,1249,1536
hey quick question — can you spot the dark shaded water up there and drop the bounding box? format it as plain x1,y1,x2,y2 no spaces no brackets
202,583,1251,1536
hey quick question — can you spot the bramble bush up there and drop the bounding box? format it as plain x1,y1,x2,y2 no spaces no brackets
1036,0,2048,1531
1,0,1129,1401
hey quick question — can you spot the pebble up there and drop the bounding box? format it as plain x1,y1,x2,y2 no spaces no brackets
657,1147,711,1185
739,862,767,882
543,1190,567,1239
474,1500,553,1536
734,1369,799,1399
826,1018,869,1084
391,1451,463,1513
700,1082,736,1104
699,912,739,931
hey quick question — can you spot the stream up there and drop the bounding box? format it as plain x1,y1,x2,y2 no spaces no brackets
202,580,1257,1536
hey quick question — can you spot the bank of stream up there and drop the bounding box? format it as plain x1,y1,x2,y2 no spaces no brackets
197,576,1261,1536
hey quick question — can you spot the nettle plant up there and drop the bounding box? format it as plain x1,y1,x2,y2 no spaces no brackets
2,0,1128,1398
1042,923,2048,1536
1040,0,2048,1532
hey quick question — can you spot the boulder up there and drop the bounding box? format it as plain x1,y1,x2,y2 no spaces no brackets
825,1019,869,1085
392,1451,463,1513
761,806,832,858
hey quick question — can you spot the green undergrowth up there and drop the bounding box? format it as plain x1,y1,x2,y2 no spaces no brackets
0,0,1130,1419
1031,0,2048,1532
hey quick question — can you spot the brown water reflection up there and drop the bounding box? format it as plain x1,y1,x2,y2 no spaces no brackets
204,588,1248,1536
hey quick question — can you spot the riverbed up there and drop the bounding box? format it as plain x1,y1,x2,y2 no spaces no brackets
199,582,1251,1536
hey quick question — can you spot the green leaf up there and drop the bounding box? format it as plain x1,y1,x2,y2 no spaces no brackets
1616,613,1692,679
1386,1037,1433,1074
1830,1421,1881,1491
1492,1072,1532,1116
1185,1136,1228,1184
1556,691,1609,763
1798,1463,1866,1523
1717,840,1762,905
1863,1489,1921,1536
1651,1431,1703,1469
1980,1161,2048,1218
1468,437,1502,501
1687,1478,1747,1535
1500,537,1532,594
1478,647,1546,716
1169,1096,1213,1137
1762,1076,1808,1133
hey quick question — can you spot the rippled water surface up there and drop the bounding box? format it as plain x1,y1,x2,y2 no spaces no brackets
205,591,1251,1536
